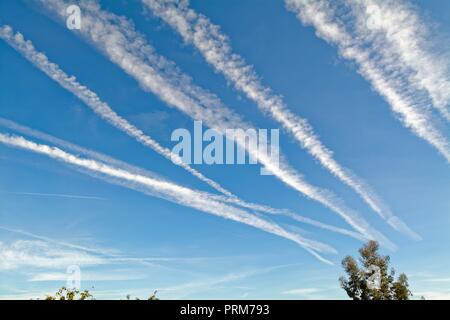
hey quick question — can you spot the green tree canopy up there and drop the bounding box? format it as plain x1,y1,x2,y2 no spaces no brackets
45,287,93,300
43,287,159,300
339,240,412,300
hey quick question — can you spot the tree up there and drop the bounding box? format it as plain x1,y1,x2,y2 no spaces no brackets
339,241,412,300
125,291,159,300
148,290,159,300
43,287,159,300
44,287,93,300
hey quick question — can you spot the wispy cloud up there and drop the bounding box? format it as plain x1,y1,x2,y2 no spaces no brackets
0,24,232,197
0,191,105,200
0,225,118,257
0,132,336,263
415,290,450,300
347,0,450,121
285,0,450,167
159,264,296,298
0,225,248,270
0,291,53,300
281,287,337,299
28,271,145,282
282,287,322,295
0,240,106,270
38,0,392,248
419,277,450,283
142,0,405,239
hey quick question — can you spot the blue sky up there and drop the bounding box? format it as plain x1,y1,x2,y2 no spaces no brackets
0,0,449,299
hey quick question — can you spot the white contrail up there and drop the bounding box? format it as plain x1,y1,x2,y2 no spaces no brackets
0,226,247,279
347,0,450,121
285,0,450,166
286,0,448,237
0,24,233,197
38,0,393,247
0,118,366,242
0,132,336,264
142,0,407,233
0,191,105,200
0,225,247,265
0,116,167,179
211,194,367,241
0,225,116,256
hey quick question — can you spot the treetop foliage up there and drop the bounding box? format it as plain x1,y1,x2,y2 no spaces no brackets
339,241,412,300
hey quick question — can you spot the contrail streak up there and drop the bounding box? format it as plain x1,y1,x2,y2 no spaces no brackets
0,226,241,278
286,0,450,238
285,0,450,166
0,191,105,200
1,118,366,242
38,0,393,247
143,0,404,236
347,0,450,121
211,194,367,241
0,226,116,256
0,24,233,197
0,116,166,179
0,132,335,264
0,225,246,265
